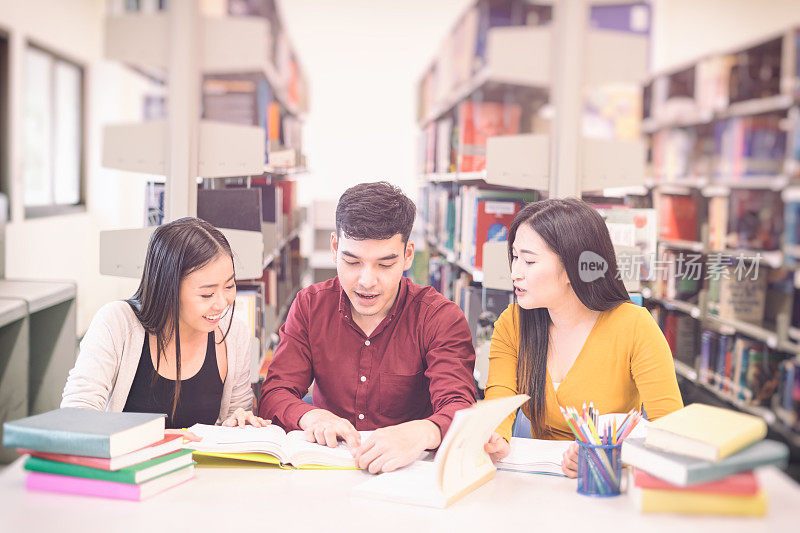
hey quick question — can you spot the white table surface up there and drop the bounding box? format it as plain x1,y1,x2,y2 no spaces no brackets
1,457,799,532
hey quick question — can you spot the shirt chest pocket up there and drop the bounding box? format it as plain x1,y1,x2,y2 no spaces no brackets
378,371,427,419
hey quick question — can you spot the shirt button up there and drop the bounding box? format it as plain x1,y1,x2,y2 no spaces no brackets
360,376,366,382
358,414,365,420
364,340,370,346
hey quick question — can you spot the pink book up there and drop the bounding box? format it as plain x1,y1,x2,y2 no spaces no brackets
19,434,182,471
633,468,759,495
25,465,195,501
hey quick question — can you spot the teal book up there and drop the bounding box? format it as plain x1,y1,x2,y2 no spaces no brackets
621,437,789,487
24,449,194,484
3,408,166,458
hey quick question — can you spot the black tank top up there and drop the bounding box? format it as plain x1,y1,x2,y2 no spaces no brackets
123,332,224,429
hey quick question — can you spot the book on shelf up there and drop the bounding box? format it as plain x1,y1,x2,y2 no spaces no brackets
457,186,535,270
707,195,729,251
457,99,521,173
654,248,701,302
25,465,195,502
707,263,768,325
23,449,194,485
776,359,800,432
658,193,699,242
728,36,782,104
424,122,437,174
18,434,182,471
595,207,658,291
459,285,514,346
183,424,368,469
144,181,165,227
2,409,166,459
435,117,454,173
714,116,786,179
726,189,783,250
662,311,699,368
785,199,800,255
202,73,272,161
473,199,523,269
197,188,262,232
645,403,768,462
621,436,788,486
351,394,529,508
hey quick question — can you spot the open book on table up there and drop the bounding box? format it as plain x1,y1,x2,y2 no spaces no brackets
496,438,570,476
351,394,529,508
184,424,371,469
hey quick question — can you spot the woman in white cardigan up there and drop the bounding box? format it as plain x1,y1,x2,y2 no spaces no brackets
62,217,266,437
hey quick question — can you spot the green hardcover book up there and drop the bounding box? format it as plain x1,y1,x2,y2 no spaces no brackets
24,449,194,485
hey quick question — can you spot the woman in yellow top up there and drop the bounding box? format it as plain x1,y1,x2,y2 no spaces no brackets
483,198,683,477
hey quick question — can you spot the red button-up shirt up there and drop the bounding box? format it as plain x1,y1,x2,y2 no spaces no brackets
258,276,476,437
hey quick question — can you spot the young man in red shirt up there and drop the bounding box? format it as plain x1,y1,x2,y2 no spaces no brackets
259,182,476,473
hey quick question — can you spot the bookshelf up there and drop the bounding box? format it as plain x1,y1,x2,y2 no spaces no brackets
0,298,28,463
413,0,651,393
98,0,309,383
633,26,800,446
0,280,78,463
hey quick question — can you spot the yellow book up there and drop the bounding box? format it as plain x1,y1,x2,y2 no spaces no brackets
191,451,356,470
184,424,365,469
641,488,767,516
645,403,767,461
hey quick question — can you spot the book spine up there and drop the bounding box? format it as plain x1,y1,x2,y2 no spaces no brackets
26,472,141,501
3,425,110,458
24,457,136,484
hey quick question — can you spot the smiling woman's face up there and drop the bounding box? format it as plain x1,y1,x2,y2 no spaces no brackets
510,224,570,310
178,253,236,335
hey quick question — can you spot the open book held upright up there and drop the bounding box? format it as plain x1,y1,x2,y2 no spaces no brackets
352,394,529,508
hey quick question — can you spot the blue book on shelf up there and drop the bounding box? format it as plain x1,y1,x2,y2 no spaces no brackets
3,408,166,458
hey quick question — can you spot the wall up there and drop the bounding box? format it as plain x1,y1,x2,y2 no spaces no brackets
276,0,473,207
652,0,800,72
0,0,152,334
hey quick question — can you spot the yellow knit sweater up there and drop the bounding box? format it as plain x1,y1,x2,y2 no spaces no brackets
485,302,683,441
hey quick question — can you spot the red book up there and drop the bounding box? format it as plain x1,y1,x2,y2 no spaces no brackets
659,194,698,241
18,434,182,471
473,199,522,269
458,100,521,172
633,469,759,496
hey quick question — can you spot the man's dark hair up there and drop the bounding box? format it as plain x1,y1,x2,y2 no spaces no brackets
335,181,416,243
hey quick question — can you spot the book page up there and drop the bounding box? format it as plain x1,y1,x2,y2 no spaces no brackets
184,424,290,462
496,438,570,475
284,430,372,467
351,460,445,508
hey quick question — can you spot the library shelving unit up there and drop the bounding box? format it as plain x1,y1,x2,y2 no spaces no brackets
98,0,309,386
0,280,77,463
414,0,650,391
635,27,800,447
0,298,28,463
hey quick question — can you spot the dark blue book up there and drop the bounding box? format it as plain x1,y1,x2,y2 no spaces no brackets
621,437,789,486
3,408,165,458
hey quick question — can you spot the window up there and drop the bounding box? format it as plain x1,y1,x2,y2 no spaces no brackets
22,43,84,217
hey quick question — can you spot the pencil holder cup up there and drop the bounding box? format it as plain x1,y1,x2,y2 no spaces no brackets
576,441,622,497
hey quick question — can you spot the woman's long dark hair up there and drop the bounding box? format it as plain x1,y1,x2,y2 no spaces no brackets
127,217,236,419
508,198,629,437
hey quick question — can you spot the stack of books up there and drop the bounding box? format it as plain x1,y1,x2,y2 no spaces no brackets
2,408,195,501
621,403,789,516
